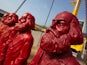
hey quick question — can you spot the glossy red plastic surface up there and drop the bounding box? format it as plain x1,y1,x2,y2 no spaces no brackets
28,11,83,65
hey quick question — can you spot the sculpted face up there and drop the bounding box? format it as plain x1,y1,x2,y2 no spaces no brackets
52,20,70,36
15,13,35,32
40,11,83,54
1,13,18,26
50,11,73,37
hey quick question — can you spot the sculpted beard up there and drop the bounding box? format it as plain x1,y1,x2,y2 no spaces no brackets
28,11,83,65
40,20,71,54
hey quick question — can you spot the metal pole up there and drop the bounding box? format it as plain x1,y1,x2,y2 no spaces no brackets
72,0,81,16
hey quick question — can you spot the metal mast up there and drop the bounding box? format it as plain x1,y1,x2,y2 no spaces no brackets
71,0,82,16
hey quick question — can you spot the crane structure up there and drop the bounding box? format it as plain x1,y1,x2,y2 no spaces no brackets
70,1,87,63
70,0,83,52
72,0,81,15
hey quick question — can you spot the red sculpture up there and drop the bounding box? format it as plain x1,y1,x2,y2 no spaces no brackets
28,11,83,65
3,13,35,65
0,13,18,65
1,13,18,26
0,13,18,36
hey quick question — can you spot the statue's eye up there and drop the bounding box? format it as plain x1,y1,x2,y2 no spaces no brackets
57,20,65,24
60,20,65,24
56,20,66,25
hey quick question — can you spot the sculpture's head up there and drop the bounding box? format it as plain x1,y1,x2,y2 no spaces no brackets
1,13,18,26
40,11,83,54
51,11,73,35
15,13,35,32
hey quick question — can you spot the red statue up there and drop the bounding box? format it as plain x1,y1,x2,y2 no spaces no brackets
3,13,35,65
0,13,18,36
0,13,18,65
28,11,83,65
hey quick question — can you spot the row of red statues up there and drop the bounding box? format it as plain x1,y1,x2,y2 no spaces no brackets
0,11,83,65
0,13,35,65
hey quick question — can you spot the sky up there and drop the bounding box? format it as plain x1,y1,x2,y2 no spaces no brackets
0,0,86,32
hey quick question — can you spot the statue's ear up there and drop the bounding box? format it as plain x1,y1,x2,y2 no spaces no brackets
69,17,83,45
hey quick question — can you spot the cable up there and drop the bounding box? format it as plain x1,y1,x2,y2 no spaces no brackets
14,0,55,46
15,0,27,13
44,0,55,26
37,0,55,46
